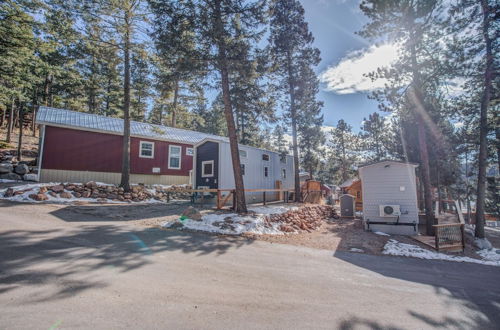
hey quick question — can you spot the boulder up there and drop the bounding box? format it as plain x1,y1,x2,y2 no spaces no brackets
82,191,91,198
0,163,13,174
4,188,14,197
107,193,118,200
48,191,57,197
85,181,97,189
23,173,38,182
0,173,21,181
14,164,29,175
51,185,64,193
73,192,82,198
474,238,493,250
181,206,202,221
29,193,48,201
59,192,73,199
39,186,48,193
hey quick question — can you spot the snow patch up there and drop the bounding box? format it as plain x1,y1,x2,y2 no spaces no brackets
162,205,298,235
0,179,21,183
383,239,500,267
373,231,390,236
349,248,364,253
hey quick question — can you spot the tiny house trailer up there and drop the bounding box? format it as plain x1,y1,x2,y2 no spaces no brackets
194,138,294,203
359,160,419,235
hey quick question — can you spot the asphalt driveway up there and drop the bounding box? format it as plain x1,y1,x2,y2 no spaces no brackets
1,200,499,329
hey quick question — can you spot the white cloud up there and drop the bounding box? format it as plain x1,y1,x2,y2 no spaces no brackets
320,44,400,94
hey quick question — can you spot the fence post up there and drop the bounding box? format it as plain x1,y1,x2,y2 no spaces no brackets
167,192,170,203
263,191,266,205
232,189,236,210
217,189,222,209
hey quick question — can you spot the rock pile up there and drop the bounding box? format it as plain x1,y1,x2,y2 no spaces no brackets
3,181,192,203
265,205,336,233
0,151,38,181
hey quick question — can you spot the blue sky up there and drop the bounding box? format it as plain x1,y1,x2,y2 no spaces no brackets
301,0,386,132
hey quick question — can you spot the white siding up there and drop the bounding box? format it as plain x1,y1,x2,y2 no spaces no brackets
217,142,294,202
359,162,419,235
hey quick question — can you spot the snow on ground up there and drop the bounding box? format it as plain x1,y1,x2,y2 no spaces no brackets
0,182,163,204
349,248,364,253
0,179,22,183
383,239,500,267
476,248,500,263
162,204,298,235
373,231,390,236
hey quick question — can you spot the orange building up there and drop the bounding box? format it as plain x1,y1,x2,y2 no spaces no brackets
340,178,362,211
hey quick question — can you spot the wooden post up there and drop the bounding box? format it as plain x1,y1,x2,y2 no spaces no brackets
167,192,170,203
263,192,266,205
217,189,222,210
461,224,465,252
434,228,439,251
232,189,236,211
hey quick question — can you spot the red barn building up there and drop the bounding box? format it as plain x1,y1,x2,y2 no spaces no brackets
36,106,226,185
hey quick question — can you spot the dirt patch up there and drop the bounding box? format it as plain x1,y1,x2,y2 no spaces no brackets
248,218,391,254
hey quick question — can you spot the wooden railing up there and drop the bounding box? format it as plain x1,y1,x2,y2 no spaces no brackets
163,188,294,209
433,223,465,252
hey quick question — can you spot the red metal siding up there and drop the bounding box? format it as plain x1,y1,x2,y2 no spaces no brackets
42,126,193,175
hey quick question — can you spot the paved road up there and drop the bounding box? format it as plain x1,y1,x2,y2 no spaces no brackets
1,201,499,329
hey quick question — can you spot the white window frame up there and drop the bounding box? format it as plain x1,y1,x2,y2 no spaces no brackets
262,153,270,161
186,147,194,156
139,141,154,159
239,149,247,158
201,160,214,178
168,145,182,169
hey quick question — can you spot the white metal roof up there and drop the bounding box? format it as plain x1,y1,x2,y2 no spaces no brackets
36,106,227,145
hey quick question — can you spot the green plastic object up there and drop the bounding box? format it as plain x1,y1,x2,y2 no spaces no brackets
179,215,188,221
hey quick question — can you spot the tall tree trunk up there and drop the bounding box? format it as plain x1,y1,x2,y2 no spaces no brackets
341,133,347,182
286,52,301,202
415,105,434,235
6,97,15,143
171,78,179,127
408,13,434,235
32,87,38,137
17,102,23,162
120,9,132,192
43,73,52,107
475,0,493,239
214,0,247,213
1,105,5,127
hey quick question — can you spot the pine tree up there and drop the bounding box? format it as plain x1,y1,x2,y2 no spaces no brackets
359,0,446,235
149,0,205,128
360,112,390,161
269,0,324,201
0,0,38,143
446,0,498,240
329,120,359,184
131,47,151,122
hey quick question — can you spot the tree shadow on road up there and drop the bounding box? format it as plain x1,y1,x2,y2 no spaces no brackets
0,224,254,303
334,251,500,329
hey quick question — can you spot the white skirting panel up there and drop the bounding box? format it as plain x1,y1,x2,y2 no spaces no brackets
40,169,189,186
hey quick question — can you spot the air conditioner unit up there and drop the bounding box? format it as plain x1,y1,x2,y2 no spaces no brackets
379,205,401,217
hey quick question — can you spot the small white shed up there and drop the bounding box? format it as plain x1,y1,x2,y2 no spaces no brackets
359,160,419,235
